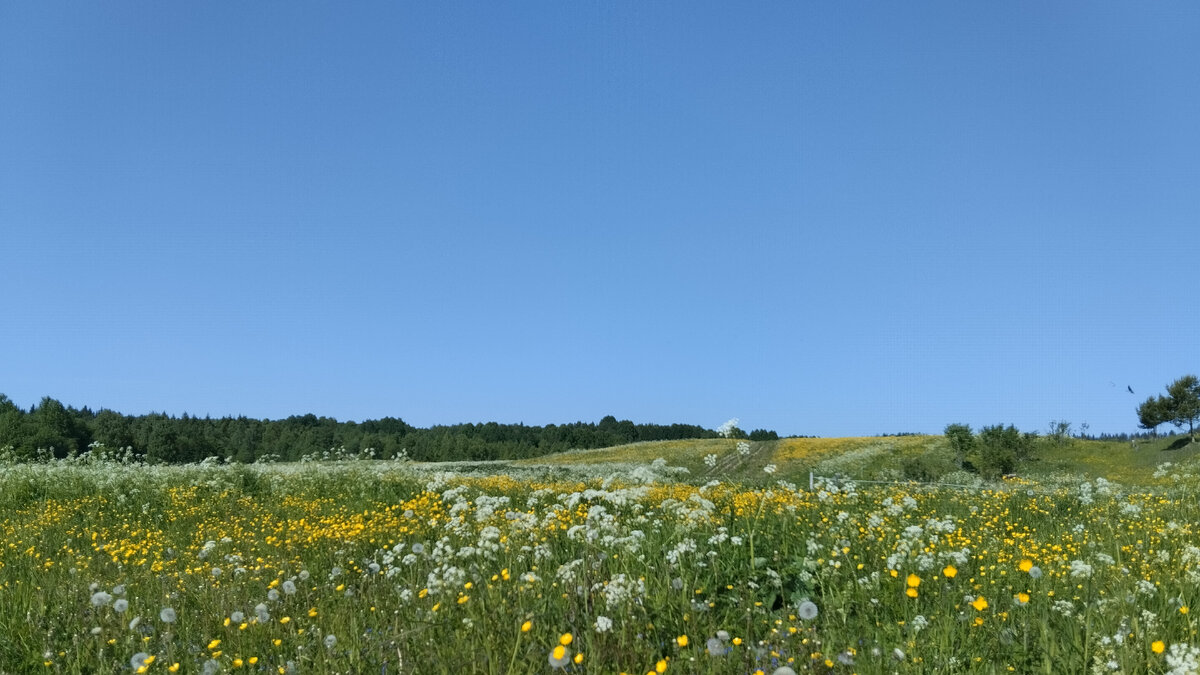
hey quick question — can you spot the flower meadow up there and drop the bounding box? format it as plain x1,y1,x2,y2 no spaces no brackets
3,454,1200,674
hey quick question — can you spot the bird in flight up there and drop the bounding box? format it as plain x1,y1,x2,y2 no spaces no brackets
1127,385,1134,394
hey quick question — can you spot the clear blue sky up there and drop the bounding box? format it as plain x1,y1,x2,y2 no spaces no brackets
2,2,1197,437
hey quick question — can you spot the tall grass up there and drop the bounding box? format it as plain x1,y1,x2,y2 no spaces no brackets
3,456,1200,673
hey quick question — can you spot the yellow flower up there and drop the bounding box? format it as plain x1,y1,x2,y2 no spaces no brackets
943,565,957,578
1015,592,1030,605
906,574,920,588
1181,606,1190,615
553,645,566,660
143,656,155,665
207,639,221,650
574,652,584,664
233,658,244,668
733,637,742,646
1152,641,1165,654
168,665,180,673
273,639,282,647
906,588,918,598
308,608,318,617
458,595,470,604
560,633,573,646
1018,559,1033,573
280,617,290,624
676,634,688,647
656,659,668,673
972,596,989,611
522,620,532,633
249,657,258,665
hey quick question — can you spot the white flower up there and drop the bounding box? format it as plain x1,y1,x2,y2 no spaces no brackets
113,599,129,613
159,607,176,623
1069,560,1094,579
231,611,245,623
594,616,613,633
324,634,337,649
763,464,777,475
90,591,113,607
1166,643,1200,675
717,418,740,438
282,580,297,595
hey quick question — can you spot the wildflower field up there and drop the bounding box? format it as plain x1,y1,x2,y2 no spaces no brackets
4,452,1200,674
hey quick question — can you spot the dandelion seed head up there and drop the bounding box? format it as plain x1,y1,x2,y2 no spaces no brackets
548,645,571,669
797,600,819,620
158,607,176,624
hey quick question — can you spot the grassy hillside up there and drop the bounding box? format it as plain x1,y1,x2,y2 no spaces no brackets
517,433,1200,486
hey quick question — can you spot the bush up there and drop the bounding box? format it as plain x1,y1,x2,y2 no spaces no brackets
976,424,1037,478
901,455,941,482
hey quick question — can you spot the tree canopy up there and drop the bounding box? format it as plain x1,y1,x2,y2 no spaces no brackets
0,394,775,464
1137,374,1200,441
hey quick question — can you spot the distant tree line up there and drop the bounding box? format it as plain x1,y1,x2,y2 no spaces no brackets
0,395,754,464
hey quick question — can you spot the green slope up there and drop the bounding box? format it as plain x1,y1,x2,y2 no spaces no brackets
516,433,1200,486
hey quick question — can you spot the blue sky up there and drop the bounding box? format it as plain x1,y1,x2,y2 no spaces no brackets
2,2,1197,437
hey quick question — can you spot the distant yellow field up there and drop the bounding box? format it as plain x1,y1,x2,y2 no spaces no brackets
771,435,940,463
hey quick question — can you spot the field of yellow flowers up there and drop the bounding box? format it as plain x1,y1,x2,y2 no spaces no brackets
3,453,1200,674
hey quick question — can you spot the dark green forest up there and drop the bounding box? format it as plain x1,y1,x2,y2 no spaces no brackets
0,394,779,463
